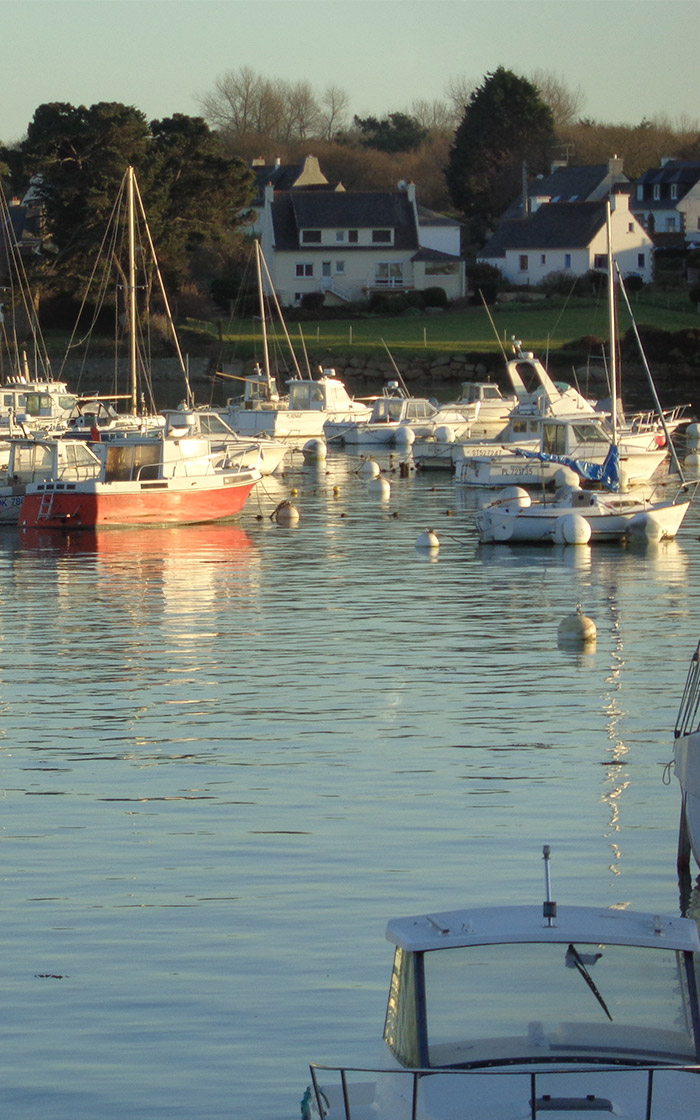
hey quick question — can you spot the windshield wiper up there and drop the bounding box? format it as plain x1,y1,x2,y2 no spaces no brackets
566,944,613,1021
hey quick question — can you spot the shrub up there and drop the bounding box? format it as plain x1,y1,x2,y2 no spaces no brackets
690,287,700,308
423,286,448,308
300,290,325,312
467,262,502,306
624,274,645,294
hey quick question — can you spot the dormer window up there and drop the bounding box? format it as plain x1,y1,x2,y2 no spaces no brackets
653,185,660,200
372,229,392,244
671,184,678,200
302,229,322,244
336,231,345,242
637,184,644,201
348,229,358,243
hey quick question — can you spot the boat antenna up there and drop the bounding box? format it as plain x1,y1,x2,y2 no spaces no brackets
542,845,557,926
379,339,410,395
605,199,618,444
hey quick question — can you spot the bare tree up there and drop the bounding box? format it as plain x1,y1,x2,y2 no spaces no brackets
281,80,321,142
444,75,476,117
527,69,585,130
410,98,458,136
318,84,350,141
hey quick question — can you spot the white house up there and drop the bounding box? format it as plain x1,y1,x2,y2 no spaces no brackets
631,159,700,245
478,192,653,286
253,162,465,306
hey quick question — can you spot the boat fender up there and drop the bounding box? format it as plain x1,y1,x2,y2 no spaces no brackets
655,434,667,447
553,466,579,489
552,513,592,545
492,485,531,509
684,451,700,471
626,512,664,543
434,425,455,444
558,605,597,645
686,422,700,444
394,426,415,449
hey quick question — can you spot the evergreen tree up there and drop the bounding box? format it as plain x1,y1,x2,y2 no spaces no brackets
353,112,428,153
446,68,555,245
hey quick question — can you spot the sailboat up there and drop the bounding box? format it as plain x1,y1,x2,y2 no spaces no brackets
0,183,78,450
221,243,372,441
474,201,693,544
20,168,261,530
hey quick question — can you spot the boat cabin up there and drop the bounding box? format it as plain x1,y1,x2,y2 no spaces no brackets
455,382,507,406
0,379,77,429
367,397,438,425
287,373,357,413
383,903,700,1070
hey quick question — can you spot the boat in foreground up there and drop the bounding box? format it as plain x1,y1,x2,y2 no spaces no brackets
303,848,700,1120
674,640,700,873
19,416,260,530
475,480,692,544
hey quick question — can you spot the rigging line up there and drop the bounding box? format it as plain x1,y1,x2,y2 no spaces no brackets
479,291,507,361
615,262,686,483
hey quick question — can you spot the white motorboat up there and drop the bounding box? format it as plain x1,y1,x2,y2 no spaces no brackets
221,244,371,441
674,640,700,873
333,385,439,447
303,848,700,1120
475,480,692,544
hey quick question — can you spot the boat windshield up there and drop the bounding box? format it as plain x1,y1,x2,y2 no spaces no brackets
385,943,697,1068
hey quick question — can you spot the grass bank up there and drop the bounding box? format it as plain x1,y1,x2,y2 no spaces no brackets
180,294,700,361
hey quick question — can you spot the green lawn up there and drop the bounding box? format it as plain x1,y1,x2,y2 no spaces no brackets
184,293,700,359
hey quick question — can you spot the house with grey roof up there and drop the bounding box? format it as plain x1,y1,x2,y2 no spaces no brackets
253,158,465,306
630,159,700,245
502,157,628,221
478,192,653,286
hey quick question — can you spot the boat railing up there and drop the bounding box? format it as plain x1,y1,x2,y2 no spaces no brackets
307,1060,700,1120
675,641,700,739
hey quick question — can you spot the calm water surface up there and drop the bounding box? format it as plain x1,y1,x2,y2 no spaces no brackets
1,449,699,1119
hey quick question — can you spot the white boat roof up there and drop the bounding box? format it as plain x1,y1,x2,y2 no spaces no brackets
386,904,700,953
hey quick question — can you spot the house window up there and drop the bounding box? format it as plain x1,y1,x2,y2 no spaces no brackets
295,263,313,277
637,185,644,201
348,229,358,243
638,253,645,268
653,184,660,200
671,184,678,200
375,262,403,287
336,231,345,242
594,254,607,270
322,261,332,277
302,229,322,244
426,261,458,275
540,254,546,265
628,223,634,233
564,253,572,269
372,229,392,243
665,217,677,232
336,261,345,273
519,255,528,272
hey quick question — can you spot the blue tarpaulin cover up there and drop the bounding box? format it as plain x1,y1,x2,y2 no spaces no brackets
514,444,621,491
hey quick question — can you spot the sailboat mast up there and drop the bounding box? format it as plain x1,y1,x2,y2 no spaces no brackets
127,166,138,415
605,199,618,442
255,241,272,391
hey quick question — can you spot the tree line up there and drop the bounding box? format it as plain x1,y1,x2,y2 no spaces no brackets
0,66,698,325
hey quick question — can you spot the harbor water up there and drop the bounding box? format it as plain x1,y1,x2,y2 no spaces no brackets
1,447,699,1119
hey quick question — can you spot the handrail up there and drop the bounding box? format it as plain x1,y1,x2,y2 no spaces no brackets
307,1060,700,1120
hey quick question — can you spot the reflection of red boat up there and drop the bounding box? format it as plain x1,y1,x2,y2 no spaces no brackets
20,521,256,556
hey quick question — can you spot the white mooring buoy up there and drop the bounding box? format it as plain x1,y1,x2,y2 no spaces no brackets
416,528,440,551
357,458,381,479
558,604,597,646
302,438,327,464
367,476,391,499
272,501,300,527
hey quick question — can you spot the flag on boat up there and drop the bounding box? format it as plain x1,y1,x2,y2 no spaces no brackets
514,444,621,491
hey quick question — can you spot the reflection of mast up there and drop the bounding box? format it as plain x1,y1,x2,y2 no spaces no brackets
600,593,630,880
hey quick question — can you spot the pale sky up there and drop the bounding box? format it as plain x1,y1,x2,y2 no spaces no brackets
2,0,698,145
